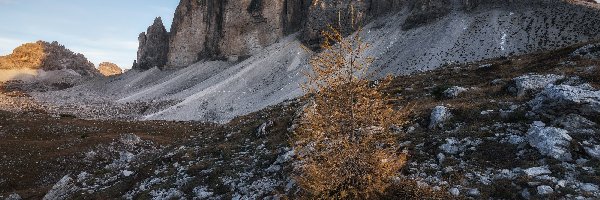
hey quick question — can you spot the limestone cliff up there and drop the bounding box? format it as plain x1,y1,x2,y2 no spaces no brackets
97,62,123,76
133,0,600,70
0,41,100,77
165,0,312,68
134,17,169,70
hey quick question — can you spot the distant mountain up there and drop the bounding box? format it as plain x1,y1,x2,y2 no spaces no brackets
0,41,100,77
97,62,123,76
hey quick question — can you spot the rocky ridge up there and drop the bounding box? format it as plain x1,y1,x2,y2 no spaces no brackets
0,41,100,77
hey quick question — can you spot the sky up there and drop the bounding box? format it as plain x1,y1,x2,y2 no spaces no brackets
0,0,179,69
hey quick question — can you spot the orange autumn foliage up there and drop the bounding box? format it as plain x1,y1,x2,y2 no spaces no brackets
294,27,409,199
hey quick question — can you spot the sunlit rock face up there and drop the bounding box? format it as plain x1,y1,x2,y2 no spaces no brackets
97,62,123,76
134,17,170,70
0,41,99,77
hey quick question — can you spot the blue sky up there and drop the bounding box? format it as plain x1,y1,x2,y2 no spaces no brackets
0,0,179,69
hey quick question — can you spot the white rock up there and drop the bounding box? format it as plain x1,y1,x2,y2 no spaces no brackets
584,145,600,160
43,175,76,200
557,180,567,188
507,135,525,145
449,187,460,196
581,183,599,193
529,84,600,116
537,185,554,195
521,189,531,199
524,166,552,177
429,106,452,129
440,138,461,154
193,186,214,199
443,86,468,98
122,170,134,177
513,74,564,97
554,114,597,134
527,124,573,161
5,193,21,200
437,153,446,164
467,188,480,197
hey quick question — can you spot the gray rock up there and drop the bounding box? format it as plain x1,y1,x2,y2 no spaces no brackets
524,166,552,177
537,185,554,195
43,175,77,200
429,106,452,129
512,74,564,97
521,189,531,199
5,193,21,200
527,122,573,161
584,145,600,160
256,121,273,137
466,188,480,197
449,187,460,196
440,138,461,154
571,43,600,60
553,114,597,133
134,17,169,70
529,84,600,117
443,86,468,98
581,183,599,193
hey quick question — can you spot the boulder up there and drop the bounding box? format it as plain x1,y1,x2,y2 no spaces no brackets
443,86,468,98
43,175,77,200
512,74,564,97
527,122,573,161
97,62,123,76
537,185,554,195
529,84,600,117
524,166,552,177
553,114,597,136
584,145,600,160
429,106,452,129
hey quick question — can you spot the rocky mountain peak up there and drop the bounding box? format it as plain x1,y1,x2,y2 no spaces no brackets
97,62,123,76
0,40,100,77
133,17,169,71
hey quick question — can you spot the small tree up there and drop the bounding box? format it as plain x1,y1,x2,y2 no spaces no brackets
294,27,408,199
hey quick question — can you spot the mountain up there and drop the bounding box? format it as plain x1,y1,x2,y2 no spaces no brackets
97,62,123,76
0,41,100,77
56,0,594,122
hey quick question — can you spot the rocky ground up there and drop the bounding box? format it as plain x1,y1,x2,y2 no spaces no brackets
1,41,600,199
